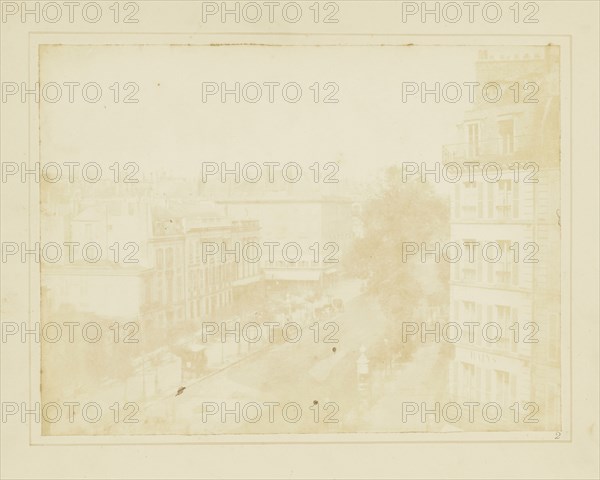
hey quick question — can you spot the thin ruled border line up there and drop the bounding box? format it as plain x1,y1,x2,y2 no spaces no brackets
27,33,574,446
25,31,572,446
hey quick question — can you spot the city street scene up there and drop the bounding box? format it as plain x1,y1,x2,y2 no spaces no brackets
36,44,562,436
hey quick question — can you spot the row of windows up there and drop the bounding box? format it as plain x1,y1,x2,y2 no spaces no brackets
454,301,522,354
453,300,560,361
455,179,523,220
452,362,560,428
453,258,520,287
155,239,264,269
189,292,232,320
150,297,233,329
452,239,522,288
451,236,559,292
144,263,236,306
454,362,517,406
464,119,517,158
155,245,184,269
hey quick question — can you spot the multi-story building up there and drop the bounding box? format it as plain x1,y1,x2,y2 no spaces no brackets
444,46,561,430
218,194,353,290
41,180,263,340
41,182,155,324
230,218,264,306
196,159,354,290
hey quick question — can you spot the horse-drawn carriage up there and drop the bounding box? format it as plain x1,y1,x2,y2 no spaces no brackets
171,342,208,383
313,297,345,320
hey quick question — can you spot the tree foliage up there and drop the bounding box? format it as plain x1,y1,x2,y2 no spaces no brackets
347,166,450,321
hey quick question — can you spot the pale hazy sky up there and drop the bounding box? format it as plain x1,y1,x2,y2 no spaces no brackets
40,44,481,185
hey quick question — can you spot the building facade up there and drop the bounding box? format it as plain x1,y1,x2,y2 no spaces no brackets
41,180,263,343
218,195,353,289
444,46,561,430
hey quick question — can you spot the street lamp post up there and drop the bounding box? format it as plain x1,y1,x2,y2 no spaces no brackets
356,346,369,380
356,346,370,415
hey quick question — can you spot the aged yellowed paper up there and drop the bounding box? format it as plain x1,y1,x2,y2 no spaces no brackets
1,1,598,479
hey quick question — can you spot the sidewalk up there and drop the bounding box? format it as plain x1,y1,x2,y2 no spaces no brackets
358,342,453,432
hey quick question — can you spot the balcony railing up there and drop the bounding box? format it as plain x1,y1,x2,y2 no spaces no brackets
442,134,554,164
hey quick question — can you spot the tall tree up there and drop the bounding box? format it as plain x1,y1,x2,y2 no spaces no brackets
347,166,450,330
